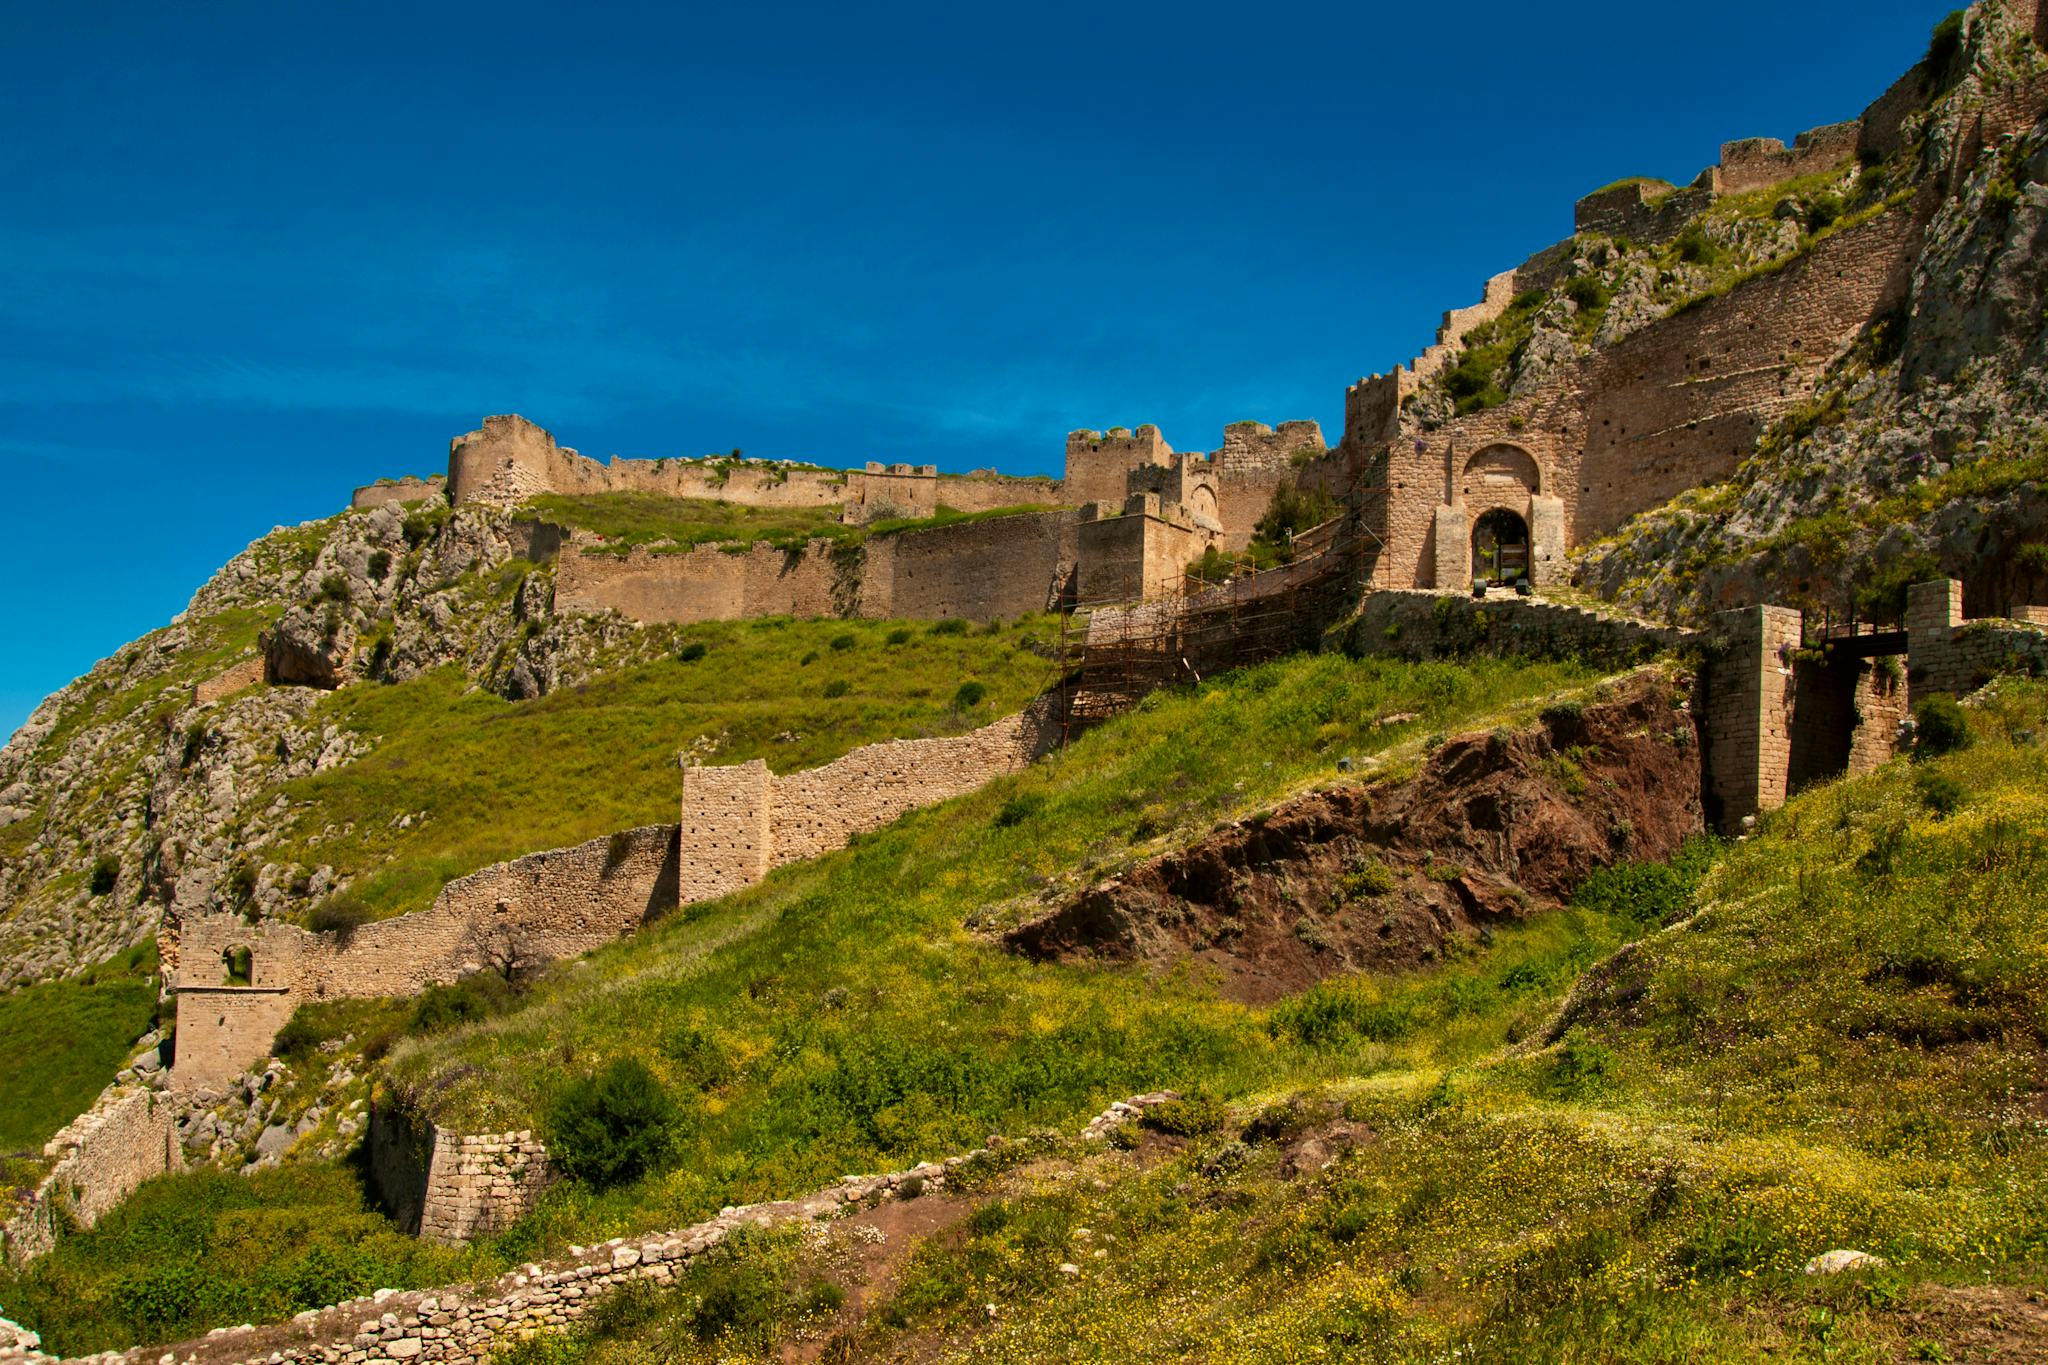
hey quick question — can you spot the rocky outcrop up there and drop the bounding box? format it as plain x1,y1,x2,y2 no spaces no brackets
1576,0,2048,624
1003,670,1702,1002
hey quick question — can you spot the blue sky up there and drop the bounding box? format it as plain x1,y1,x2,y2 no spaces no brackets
0,0,1952,739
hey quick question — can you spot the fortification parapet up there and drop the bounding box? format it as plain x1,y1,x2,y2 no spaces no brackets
1716,120,1862,194
1213,420,1326,472
447,415,604,507
1572,179,1717,245
350,475,447,511
1063,424,1175,508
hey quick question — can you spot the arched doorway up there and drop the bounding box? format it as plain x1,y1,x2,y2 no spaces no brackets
1471,509,1530,586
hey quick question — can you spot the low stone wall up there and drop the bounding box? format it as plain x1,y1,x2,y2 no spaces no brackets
679,700,1062,900
192,658,264,707
1906,579,2048,703
0,1094,1174,1365
172,826,680,1089
1339,590,1691,670
174,700,1061,1089
349,477,446,512
1,1087,182,1265
368,1110,553,1244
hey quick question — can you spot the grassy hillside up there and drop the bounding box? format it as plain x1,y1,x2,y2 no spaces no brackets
0,651,1605,1354
266,612,1061,922
516,683,2048,1364
0,942,157,1157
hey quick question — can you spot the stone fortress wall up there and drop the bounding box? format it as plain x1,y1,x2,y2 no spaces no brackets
0,1087,183,1265
1327,27,2048,595
553,507,1082,625
171,704,1062,1090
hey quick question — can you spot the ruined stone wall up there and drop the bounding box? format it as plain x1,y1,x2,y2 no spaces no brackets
1716,121,1862,194
1699,605,1802,830
768,705,1056,867
1907,577,2048,702
1,1087,182,1265
1337,590,1690,671
1063,426,1174,508
1573,180,1717,245
1370,203,1921,588
349,476,446,512
192,657,264,707
934,473,1066,514
171,827,680,1088
601,460,848,510
1789,655,1907,793
677,761,771,904
446,416,610,508
418,1128,553,1245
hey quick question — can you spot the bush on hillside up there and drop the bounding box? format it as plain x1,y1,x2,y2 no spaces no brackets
829,634,857,652
545,1057,679,1188
823,679,852,698
411,972,521,1034
88,856,119,897
308,895,373,939
886,628,912,645
676,641,707,663
929,618,970,637
953,681,987,710
1912,695,1972,759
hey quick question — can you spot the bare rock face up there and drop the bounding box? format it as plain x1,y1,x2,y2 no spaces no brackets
263,607,356,689
1003,670,1702,1003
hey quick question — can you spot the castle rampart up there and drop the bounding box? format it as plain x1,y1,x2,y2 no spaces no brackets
349,475,446,511
1,1086,183,1265
172,705,1059,1088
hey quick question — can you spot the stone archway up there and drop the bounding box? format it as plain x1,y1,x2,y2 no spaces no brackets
1471,508,1530,586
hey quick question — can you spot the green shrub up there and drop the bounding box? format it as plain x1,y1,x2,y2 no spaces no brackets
1927,10,1966,81
1569,837,1719,927
798,650,819,666
1673,225,1720,266
307,895,372,939
545,1057,679,1188
1804,193,1844,233
1141,1092,1230,1137
88,856,119,897
1340,858,1397,898
1912,695,1972,759
993,791,1045,829
1565,274,1611,313
829,634,857,652
676,641,708,663
411,973,520,1034
953,681,988,710
823,679,852,699
366,549,392,583
886,628,912,645
929,619,970,637
1253,485,1343,549
272,1009,326,1060
315,573,352,606
1914,768,1965,816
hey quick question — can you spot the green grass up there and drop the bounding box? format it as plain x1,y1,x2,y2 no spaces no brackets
0,942,159,1157
0,1163,471,1355
375,655,1597,1220
506,685,2048,1364
265,614,1062,922
0,651,1606,1355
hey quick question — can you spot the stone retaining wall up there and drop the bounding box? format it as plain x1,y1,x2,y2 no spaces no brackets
1,1088,182,1265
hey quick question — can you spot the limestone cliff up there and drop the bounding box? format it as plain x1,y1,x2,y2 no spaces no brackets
1573,0,2048,623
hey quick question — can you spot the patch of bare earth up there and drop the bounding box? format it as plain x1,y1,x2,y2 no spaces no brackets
1004,669,1702,1002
